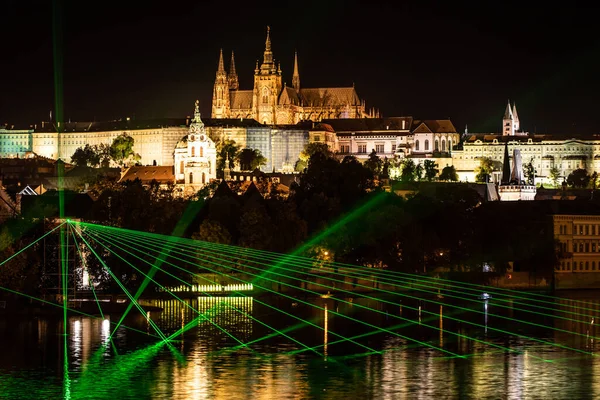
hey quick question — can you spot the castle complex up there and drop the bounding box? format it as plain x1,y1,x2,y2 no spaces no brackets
2,100,600,189
1,20,599,190
211,27,375,124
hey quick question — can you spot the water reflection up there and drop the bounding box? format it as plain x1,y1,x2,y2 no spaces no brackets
0,294,600,399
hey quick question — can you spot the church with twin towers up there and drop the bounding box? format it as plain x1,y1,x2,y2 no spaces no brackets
211,27,377,125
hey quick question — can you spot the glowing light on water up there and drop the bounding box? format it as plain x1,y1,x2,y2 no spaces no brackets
101,318,110,344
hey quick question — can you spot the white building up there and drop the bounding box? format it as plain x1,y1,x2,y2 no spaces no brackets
174,101,217,195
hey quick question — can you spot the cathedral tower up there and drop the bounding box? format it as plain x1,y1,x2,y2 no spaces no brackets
211,49,231,118
252,26,282,125
228,51,239,90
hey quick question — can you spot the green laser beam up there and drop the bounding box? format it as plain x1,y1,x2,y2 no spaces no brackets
91,226,598,359
83,228,371,357
87,227,463,358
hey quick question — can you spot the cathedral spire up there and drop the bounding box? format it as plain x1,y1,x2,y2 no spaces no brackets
261,26,275,72
228,51,239,90
265,25,271,52
292,51,300,91
217,48,225,74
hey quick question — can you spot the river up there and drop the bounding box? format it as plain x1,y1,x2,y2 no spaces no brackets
0,292,599,399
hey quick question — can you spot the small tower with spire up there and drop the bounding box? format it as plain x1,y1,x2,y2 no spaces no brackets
228,51,239,90
212,49,231,118
292,51,300,91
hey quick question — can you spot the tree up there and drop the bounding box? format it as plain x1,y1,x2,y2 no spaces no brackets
109,133,135,165
216,139,240,177
423,160,439,181
295,142,333,171
400,159,416,182
567,169,590,188
475,157,494,183
523,158,537,185
237,148,267,171
192,219,232,244
549,166,561,187
591,172,598,189
364,149,383,175
439,165,459,182
71,144,101,167
415,163,424,181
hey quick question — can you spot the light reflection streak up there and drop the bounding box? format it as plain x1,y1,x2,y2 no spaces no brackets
324,303,328,360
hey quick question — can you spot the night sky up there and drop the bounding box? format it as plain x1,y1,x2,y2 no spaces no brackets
2,0,600,134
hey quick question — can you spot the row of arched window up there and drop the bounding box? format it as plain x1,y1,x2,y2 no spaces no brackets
414,138,453,152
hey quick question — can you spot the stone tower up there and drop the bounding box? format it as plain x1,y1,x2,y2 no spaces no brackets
502,100,520,136
252,26,283,125
503,100,514,136
211,49,231,118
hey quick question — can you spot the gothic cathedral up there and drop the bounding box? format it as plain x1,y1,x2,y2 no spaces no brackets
211,27,377,125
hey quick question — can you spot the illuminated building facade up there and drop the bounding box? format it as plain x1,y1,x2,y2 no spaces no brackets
451,103,600,183
553,214,600,273
174,101,217,194
211,27,376,125
309,117,459,163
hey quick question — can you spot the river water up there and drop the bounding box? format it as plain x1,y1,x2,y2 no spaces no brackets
0,292,599,399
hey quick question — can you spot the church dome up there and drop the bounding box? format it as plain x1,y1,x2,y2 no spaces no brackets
176,135,188,149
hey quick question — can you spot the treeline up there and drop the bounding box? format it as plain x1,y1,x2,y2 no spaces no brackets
0,151,559,295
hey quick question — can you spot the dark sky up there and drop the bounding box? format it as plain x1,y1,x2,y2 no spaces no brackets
2,0,600,134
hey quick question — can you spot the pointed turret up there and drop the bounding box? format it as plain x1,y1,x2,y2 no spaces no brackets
228,51,239,90
501,141,511,184
292,51,300,91
504,100,512,119
512,102,520,131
